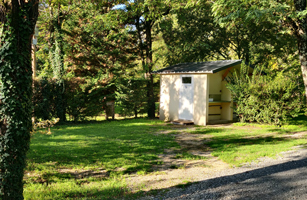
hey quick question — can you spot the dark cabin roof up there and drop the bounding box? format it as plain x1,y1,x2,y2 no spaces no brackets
153,60,242,74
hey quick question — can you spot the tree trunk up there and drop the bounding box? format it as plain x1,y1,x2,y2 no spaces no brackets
145,19,156,118
0,1,38,199
293,0,307,102
52,3,66,122
134,108,138,118
297,38,307,102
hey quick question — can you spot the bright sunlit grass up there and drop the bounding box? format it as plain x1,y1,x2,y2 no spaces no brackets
189,115,307,166
24,178,127,200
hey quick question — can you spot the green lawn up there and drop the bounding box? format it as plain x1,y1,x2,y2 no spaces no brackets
190,123,307,166
24,116,307,199
25,119,179,199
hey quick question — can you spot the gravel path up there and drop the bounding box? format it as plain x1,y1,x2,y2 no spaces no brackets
140,146,307,200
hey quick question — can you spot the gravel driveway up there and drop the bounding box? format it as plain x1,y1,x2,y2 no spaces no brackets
140,146,307,200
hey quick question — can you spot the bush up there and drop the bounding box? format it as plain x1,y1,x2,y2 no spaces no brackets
33,78,114,122
115,78,147,118
65,78,114,121
227,64,305,125
33,78,59,120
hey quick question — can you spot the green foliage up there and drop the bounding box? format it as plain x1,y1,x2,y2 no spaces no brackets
124,0,187,118
36,1,137,122
65,78,113,122
115,78,148,117
33,78,68,121
227,64,305,125
33,79,57,120
211,0,307,103
0,1,38,199
36,1,69,122
33,78,111,122
160,1,229,65
63,2,137,80
160,0,297,67
62,2,137,121
33,1,138,123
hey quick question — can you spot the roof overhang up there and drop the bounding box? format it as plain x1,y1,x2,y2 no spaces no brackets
152,60,242,75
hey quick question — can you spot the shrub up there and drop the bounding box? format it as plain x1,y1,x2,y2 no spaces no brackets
33,78,59,120
65,78,114,121
33,78,114,122
227,64,305,125
115,78,147,118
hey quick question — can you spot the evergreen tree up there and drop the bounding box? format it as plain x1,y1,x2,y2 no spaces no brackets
124,0,189,118
62,1,137,120
37,0,71,122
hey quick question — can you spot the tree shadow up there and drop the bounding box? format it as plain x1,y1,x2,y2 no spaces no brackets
206,135,287,151
27,119,180,175
267,128,292,134
188,128,226,134
26,155,307,199
129,155,307,199
287,115,307,127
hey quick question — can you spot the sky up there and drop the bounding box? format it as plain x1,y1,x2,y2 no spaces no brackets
112,4,127,11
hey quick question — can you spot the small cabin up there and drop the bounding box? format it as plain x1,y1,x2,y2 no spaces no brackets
152,60,242,126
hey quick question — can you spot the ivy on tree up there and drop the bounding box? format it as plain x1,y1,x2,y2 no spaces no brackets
0,0,38,199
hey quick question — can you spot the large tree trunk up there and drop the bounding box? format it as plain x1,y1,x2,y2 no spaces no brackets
145,19,156,118
135,15,156,118
0,0,38,199
293,0,307,102
298,40,307,102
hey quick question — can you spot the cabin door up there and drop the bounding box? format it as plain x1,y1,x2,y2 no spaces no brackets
179,75,194,121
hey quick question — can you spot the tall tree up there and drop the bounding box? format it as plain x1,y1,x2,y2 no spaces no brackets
161,0,296,67
61,0,137,120
212,0,307,100
160,1,230,65
125,0,179,118
291,0,307,101
64,1,135,80
0,0,39,199
37,0,70,122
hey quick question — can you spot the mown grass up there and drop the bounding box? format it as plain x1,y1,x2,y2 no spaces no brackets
24,116,307,199
25,119,180,199
188,115,307,166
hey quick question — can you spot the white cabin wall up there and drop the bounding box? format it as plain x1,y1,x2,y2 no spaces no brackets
193,74,208,125
159,74,180,121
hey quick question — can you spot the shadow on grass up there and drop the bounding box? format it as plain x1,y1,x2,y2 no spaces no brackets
188,128,225,135
57,116,159,126
266,115,307,135
26,117,307,199
27,155,307,199
206,135,287,151
205,132,306,166
287,115,307,126
267,128,292,134
28,118,180,175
